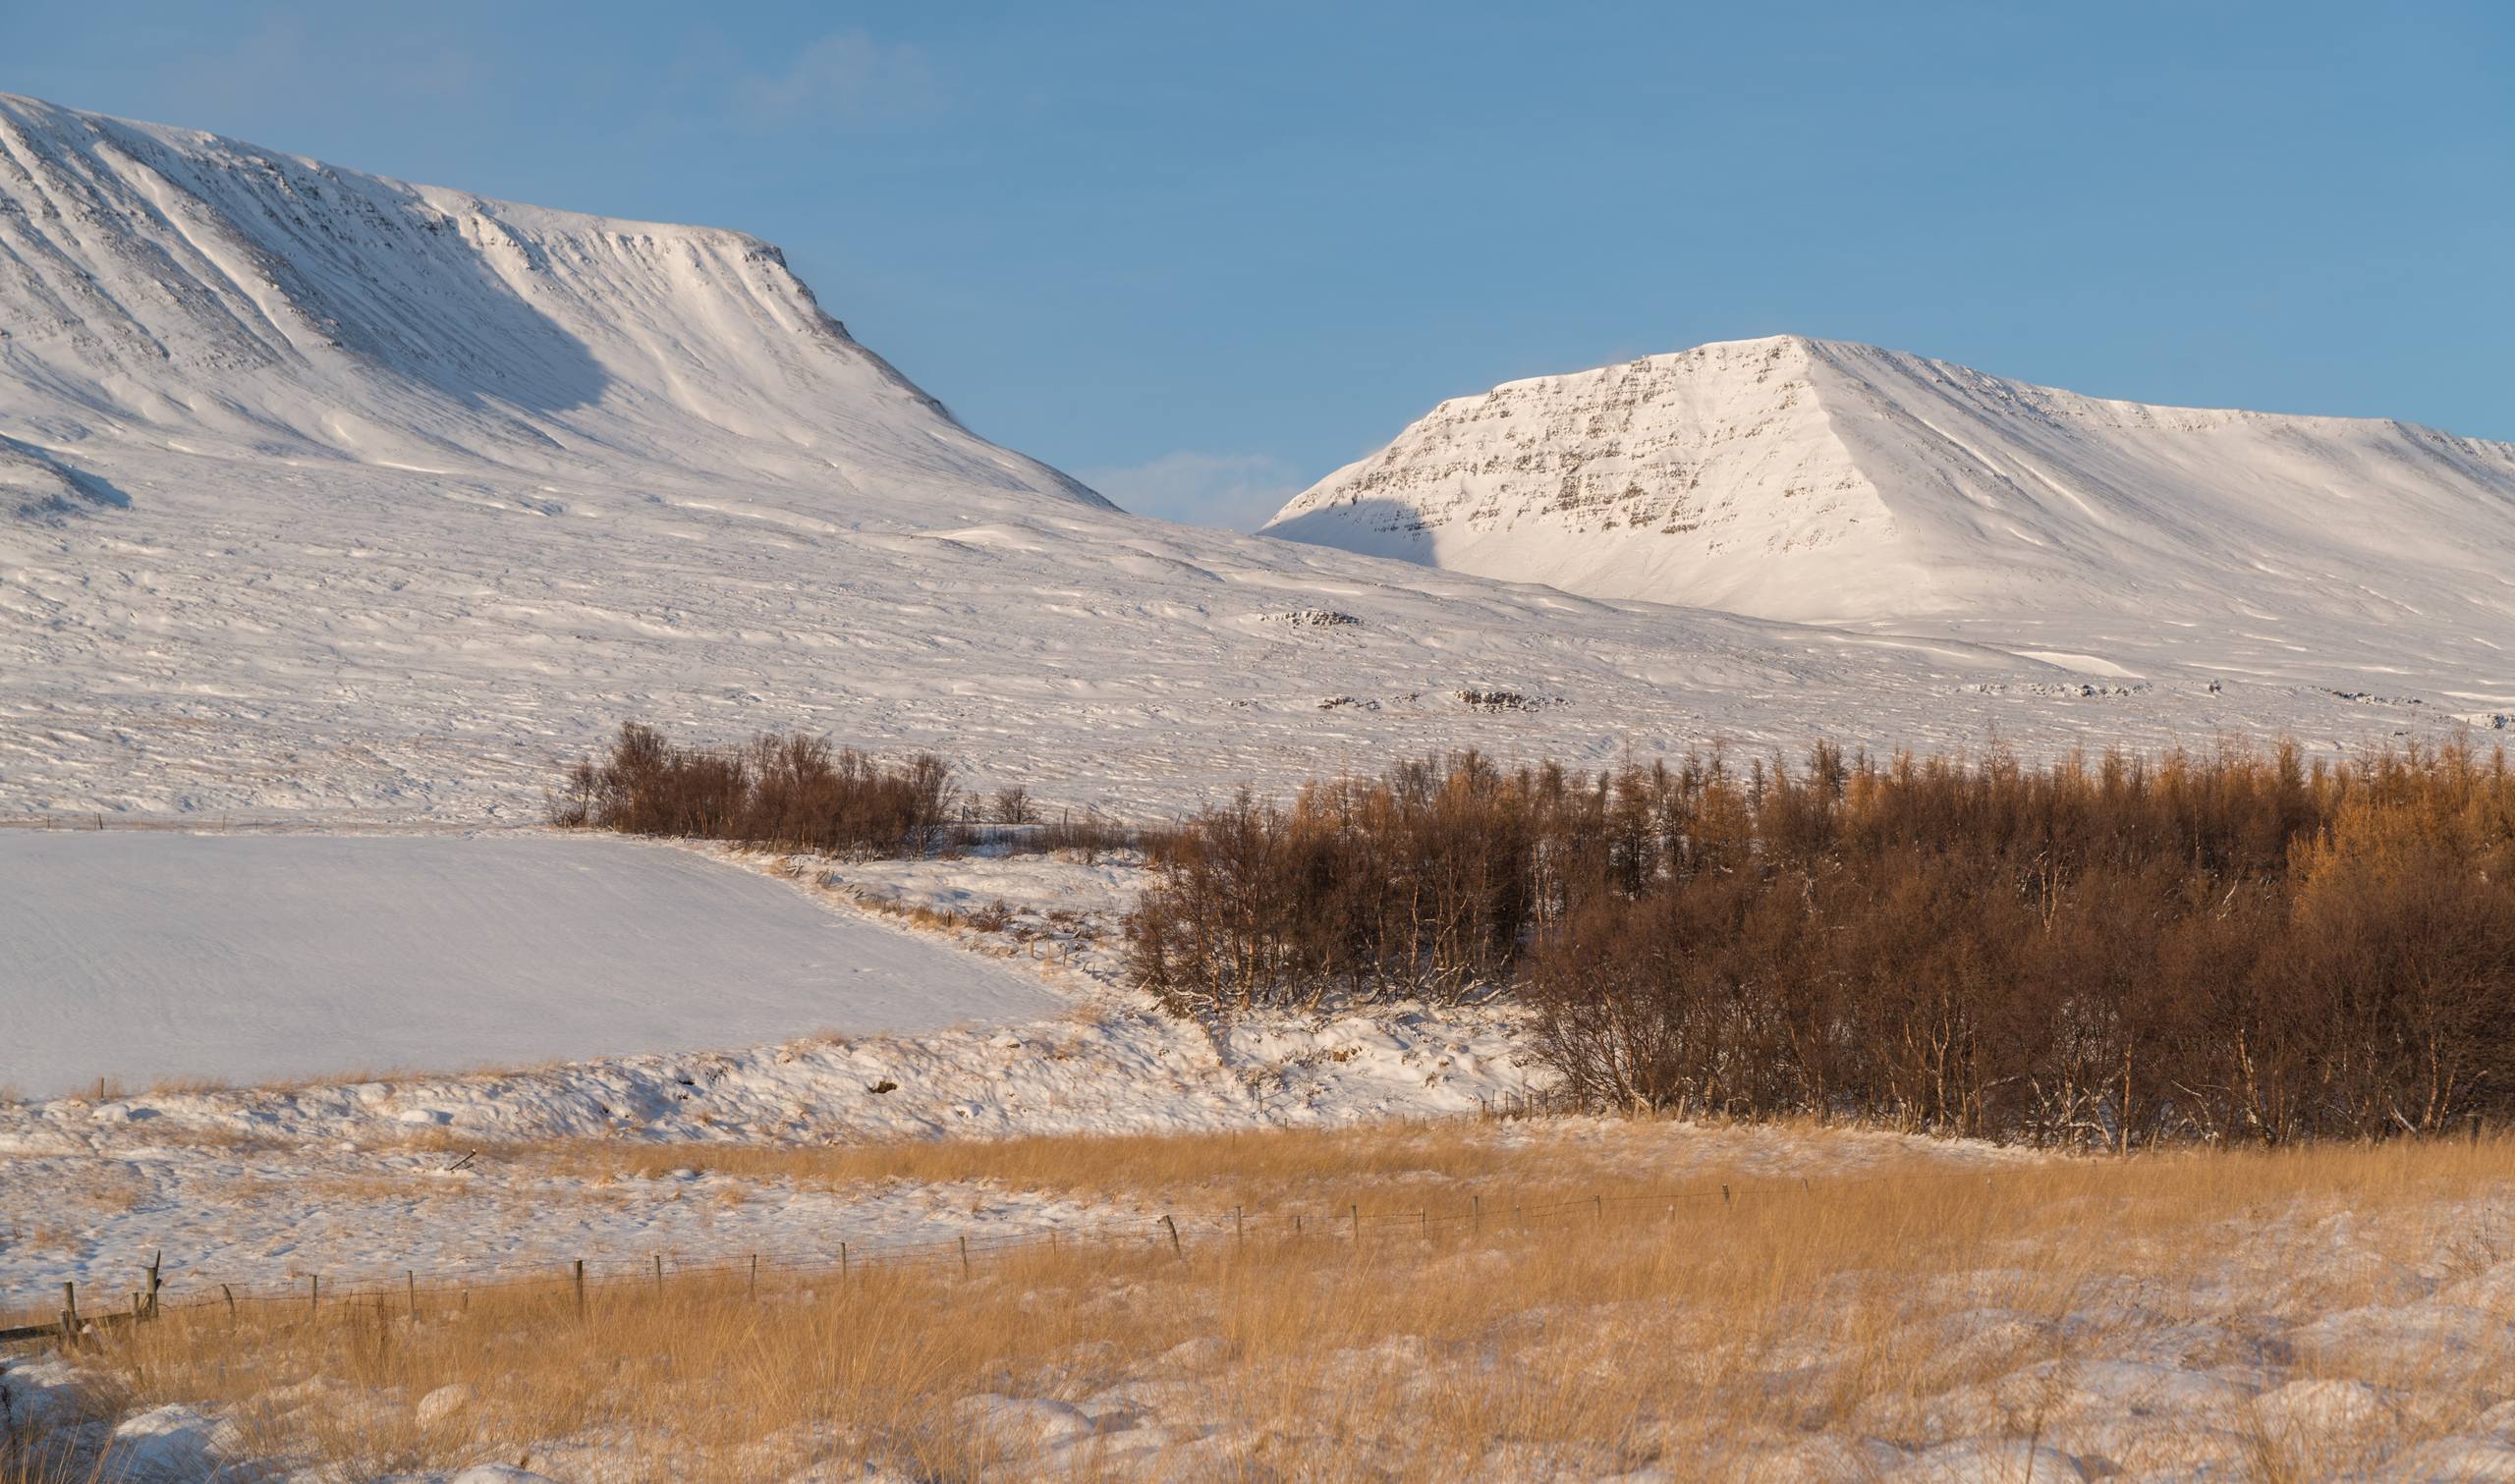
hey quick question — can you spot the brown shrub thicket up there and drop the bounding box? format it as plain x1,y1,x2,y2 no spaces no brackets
1127,742,2515,1145
551,723,1142,861
550,723,959,856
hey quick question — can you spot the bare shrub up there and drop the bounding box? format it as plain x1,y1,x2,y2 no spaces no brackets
550,723,958,857
1526,741,2515,1145
1034,807,1134,861
1128,754,1556,1014
1131,742,2515,1146
989,786,1035,826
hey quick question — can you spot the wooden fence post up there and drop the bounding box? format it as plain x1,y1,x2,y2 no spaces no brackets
59,1282,78,1347
652,1254,663,1293
574,1259,586,1317
407,1270,418,1320
144,1251,161,1321
1162,1215,1183,1260
309,1275,319,1315
749,1254,757,1301
1234,1206,1244,1250
221,1284,236,1325
1349,1204,1360,1248
959,1235,971,1278
840,1241,849,1284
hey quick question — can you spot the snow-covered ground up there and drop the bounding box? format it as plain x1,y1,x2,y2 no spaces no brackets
0,831,1060,1099
0,1002,1552,1294
5,1127,2511,1483
0,94,2496,830
0,831,1557,1298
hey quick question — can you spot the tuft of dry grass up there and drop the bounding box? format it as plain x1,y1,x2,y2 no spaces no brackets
141,1073,231,1097
29,1124,2515,1480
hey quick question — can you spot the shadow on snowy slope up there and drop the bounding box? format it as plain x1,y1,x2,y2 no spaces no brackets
1,434,129,520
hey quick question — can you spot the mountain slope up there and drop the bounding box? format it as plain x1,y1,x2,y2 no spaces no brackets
0,102,2486,820
1264,336,2515,688
0,91,1102,513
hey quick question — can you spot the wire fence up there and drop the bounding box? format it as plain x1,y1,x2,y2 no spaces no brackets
1,1163,2025,1347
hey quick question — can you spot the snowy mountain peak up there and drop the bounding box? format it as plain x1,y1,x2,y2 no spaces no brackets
1261,337,2515,647
0,91,1106,517
1265,335,1911,619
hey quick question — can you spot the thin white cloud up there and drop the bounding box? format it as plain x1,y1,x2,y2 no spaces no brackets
732,29,937,130
1078,451,1309,532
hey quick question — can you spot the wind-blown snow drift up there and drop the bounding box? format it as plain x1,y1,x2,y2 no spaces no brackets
0,98,2490,820
1266,335,2515,691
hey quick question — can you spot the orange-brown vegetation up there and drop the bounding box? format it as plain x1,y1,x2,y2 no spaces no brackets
1129,742,2515,1146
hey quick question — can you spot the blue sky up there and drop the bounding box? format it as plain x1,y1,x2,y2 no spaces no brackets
12,3,2510,526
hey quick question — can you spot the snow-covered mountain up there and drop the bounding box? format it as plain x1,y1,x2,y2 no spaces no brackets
0,92,1102,513
1265,336,2515,690
0,99,2490,820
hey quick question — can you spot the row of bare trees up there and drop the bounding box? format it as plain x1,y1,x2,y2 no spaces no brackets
550,724,960,856
549,723,1139,861
1127,742,2515,1145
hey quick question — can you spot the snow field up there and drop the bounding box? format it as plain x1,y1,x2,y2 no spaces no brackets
0,831,1062,1099
0,837,1560,1305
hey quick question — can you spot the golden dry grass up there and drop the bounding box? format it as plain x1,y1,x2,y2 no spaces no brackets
532,1116,1817,1203
18,1122,2514,1481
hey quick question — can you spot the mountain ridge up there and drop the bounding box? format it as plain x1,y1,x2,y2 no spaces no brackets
0,94,2494,820
1263,336,2515,661
0,90,1109,516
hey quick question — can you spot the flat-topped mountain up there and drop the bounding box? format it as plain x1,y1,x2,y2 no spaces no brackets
1265,336,2515,685
0,91,1102,517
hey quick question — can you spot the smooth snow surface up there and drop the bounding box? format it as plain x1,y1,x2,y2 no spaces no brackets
0,95,2490,826
0,831,1057,1097
1266,335,2515,698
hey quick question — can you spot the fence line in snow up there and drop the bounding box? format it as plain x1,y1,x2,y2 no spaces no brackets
1,1160,2052,1347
